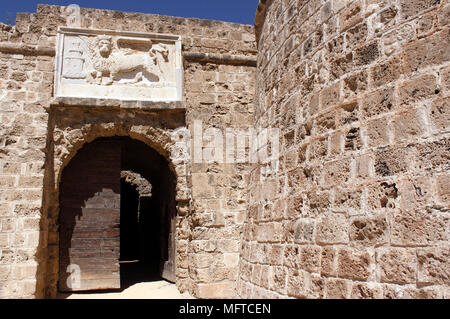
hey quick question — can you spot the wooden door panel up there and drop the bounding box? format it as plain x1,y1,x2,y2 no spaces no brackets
59,140,121,292
160,193,176,283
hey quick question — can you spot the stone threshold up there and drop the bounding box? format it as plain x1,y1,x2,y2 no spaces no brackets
49,97,185,110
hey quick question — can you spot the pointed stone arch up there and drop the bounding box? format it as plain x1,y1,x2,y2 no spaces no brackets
37,107,192,298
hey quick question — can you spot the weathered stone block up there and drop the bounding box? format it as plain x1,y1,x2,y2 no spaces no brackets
361,86,394,120
415,138,450,171
18,176,43,188
339,0,363,32
287,269,310,298
398,176,433,213
342,71,368,99
1,162,21,175
22,280,37,296
309,273,326,299
321,158,350,186
391,210,448,246
0,265,10,281
223,253,240,268
371,56,402,87
383,25,415,57
329,131,343,156
417,248,450,286
293,218,315,244
315,213,348,244
0,234,9,248
270,266,287,294
309,92,320,116
326,278,350,299
307,190,331,215
327,34,345,56
216,239,239,253
400,0,442,20
391,108,427,143
438,4,450,26
191,173,214,198
377,248,417,284
256,222,286,243
374,147,411,177
266,245,284,266
429,97,450,133
0,219,15,232
0,204,11,217
0,177,16,188
350,215,388,246
329,53,353,80
366,116,390,148
354,42,379,66
283,244,299,269
321,246,337,277
436,174,450,206
378,6,398,31
315,110,336,135
417,14,435,37
345,22,367,48
11,263,37,281
344,127,362,151
338,102,359,127
334,187,362,212
320,82,340,110
403,28,450,72
299,246,321,273
350,282,383,299
338,248,374,281
402,286,445,299
189,254,214,269
399,74,438,106
23,218,40,231
309,137,328,161
259,265,270,289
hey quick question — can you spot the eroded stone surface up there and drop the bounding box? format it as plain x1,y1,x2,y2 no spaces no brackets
240,0,449,300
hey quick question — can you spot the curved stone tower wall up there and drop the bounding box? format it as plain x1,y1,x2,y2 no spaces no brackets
238,0,449,298
0,4,256,299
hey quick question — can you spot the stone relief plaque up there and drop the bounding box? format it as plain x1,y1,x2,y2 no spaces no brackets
55,27,183,101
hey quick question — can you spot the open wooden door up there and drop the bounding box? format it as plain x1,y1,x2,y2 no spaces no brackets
59,140,121,292
160,186,177,283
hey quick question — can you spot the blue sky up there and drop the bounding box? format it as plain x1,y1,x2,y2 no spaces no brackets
1,0,260,25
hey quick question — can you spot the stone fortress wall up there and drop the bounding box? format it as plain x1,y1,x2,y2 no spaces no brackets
0,0,448,299
0,4,256,299
238,0,449,298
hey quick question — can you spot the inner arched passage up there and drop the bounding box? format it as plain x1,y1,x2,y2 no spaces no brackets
58,136,177,292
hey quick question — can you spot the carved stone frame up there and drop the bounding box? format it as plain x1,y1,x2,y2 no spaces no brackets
38,107,192,298
54,27,184,102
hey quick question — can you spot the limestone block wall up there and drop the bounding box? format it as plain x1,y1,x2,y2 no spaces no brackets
184,63,255,298
238,0,449,298
0,14,53,298
0,4,256,299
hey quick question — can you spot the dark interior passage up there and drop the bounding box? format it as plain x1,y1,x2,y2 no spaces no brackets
118,137,177,288
119,180,140,262
119,179,161,288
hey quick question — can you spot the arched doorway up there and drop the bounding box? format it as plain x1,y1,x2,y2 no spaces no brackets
58,137,177,292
